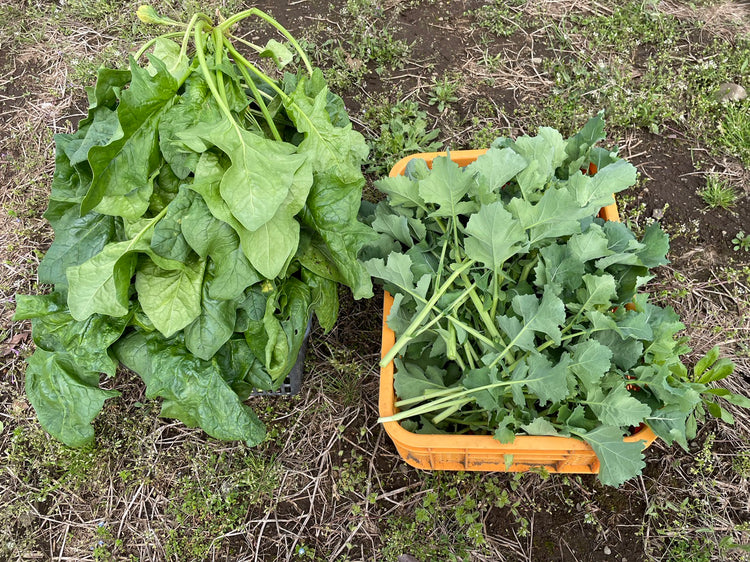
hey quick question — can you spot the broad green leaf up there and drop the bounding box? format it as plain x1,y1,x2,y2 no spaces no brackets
113,331,265,446
25,349,120,448
285,80,369,187
184,274,238,360
300,173,376,299
38,207,117,287
374,175,426,210
418,156,477,217
135,256,206,338
159,74,222,179
466,147,527,200
214,338,273,395
66,241,140,321
522,417,562,436
567,223,612,263
586,384,651,427
579,425,646,487
83,66,131,114
302,268,339,332
16,292,128,377
68,107,120,166
464,202,529,270
83,58,178,217
243,208,299,279
149,38,190,82
47,135,89,204
180,194,261,300
150,186,195,262
195,118,307,232
507,187,586,244
259,39,293,68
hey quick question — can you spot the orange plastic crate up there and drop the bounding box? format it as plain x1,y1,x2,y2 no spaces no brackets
378,150,656,474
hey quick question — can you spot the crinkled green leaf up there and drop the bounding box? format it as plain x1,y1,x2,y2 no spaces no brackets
16,292,128,377
38,207,118,287
66,240,140,321
25,349,120,448
113,331,265,446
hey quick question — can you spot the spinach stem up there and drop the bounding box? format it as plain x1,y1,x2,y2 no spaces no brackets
222,36,282,141
214,8,313,75
194,21,241,142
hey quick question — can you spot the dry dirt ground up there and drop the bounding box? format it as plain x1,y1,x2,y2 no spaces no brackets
0,1,749,561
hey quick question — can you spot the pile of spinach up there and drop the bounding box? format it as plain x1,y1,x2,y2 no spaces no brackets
14,6,376,448
362,114,750,486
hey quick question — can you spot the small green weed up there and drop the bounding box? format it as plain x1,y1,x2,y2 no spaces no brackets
428,75,460,112
733,231,750,252
718,103,750,166
363,98,441,176
469,0,526,37
698,174,738,209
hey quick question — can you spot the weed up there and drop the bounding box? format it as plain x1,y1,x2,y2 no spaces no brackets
698,174,739,209
469,0,527,38
363,98,441,176
428,75,460,112
733,231,750,252
718,103,750,166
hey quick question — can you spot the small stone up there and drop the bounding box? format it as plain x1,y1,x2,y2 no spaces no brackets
398,556,421,562
716,82,747,103
652,208,665,220
604,546,612,555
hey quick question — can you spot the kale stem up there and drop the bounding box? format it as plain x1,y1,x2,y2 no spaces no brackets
380,260,475,368
464,342,477,370
222,36,282,141
519,252,538,283
431,399,472,424
214,8,313,75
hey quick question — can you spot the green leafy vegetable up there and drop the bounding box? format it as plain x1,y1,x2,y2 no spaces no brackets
366,115,748,486
16,6,374,448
